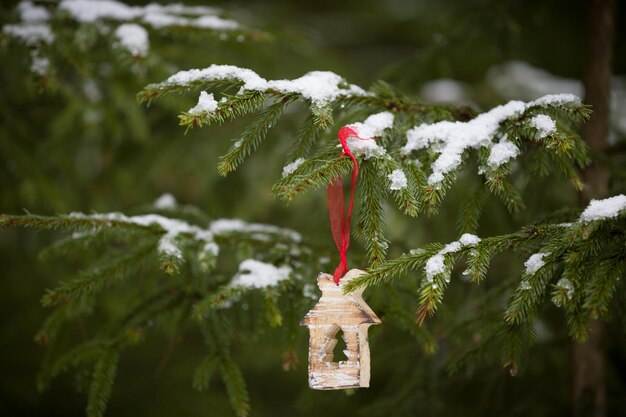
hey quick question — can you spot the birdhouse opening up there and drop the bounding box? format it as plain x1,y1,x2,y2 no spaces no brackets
332,329,349,362
321,325,349,365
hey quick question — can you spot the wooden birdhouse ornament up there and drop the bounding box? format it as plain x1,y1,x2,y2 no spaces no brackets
300,269,381,390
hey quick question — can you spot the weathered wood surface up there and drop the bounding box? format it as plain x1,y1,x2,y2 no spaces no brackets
301,269,381,390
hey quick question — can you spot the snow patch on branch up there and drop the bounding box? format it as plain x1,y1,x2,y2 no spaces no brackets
188,91,218,115
486,138,519,168
18,1,50,22
342,112,394,159
579,194,626,222
3,23,54,45
530,114,556,137
528,94,581,107
165,64,368,110
524,252,548,275
153,193,177,210
349,111,394,138
209,218,302,242
67,212,302,261
388,169,408,190
424,233,480,281
282,158,305,177
58,0,238,30
402,94,580,185
114,23,149,56
230,259,292,289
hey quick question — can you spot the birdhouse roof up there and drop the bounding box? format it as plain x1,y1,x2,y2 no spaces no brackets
300,269,381,326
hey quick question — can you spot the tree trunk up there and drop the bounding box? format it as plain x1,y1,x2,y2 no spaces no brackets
572,0,616,416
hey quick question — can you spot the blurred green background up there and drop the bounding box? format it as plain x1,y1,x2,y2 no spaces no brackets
1,0,626,416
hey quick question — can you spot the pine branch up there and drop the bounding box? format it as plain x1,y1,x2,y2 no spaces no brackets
272,148,354,201
192,285,246,320
193,354,217,391
457,183,486,234
220,356,250,417
41,240,156,307
264,288,284,327
377,157,421,217
355,160,389,267
504,261,558,325
583,259,624,318
0,213,161,235
287,113,324,159
343,244,442,292
485,169,525,213
217,96,295,176
179,90,266,129
38,341,106,391
86,350,119,417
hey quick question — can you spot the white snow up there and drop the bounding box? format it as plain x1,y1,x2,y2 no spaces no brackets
345,137,387,159
83,80,102,102
230,259,292,289
520,280,531,290
530,114,556,137
209,218,302,242
303,283,318,300
68,212,301,261
58,0,238,31
144,3,220,16
142,11,238,30
282,158,305,177
528,94,581,107
69,212,216,260
166,65,267,90
114,23,148,56
267,71,368,106
487,139,520,168
348,111,394,139
154,193,177,209
424,233,480,281
191,15,238,30
388,169,408,190
459,233,481,246
30,50,50,75
556,278,574,300
201,241,219,256
59,0,140,22
579,194,626,222
524,252,548,275
402,94,579,185
341,112,394,159
420,79,471,103
164,65,368,108
18,1,50,22
188,91,218,115
4,0,239,61
3,23,54,45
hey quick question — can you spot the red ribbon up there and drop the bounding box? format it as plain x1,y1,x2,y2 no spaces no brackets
328,126,363,284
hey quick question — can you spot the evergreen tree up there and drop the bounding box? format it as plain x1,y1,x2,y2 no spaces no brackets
1,1,625,417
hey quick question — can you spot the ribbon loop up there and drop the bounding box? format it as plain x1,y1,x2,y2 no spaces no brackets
327,126,362,284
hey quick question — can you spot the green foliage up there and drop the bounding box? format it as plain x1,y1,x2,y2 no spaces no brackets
351,209,626,367
220,356,251,417
193,354,217,391
2,1,626,416
87,350,120,417
217,96,295,176
1,208,319,417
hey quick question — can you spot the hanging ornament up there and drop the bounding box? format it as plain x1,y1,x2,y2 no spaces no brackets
301,269,381,389
300,126,381,390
